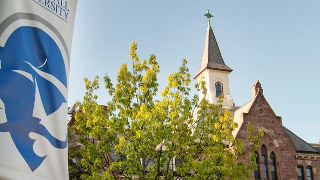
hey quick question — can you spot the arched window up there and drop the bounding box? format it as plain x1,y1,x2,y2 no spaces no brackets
270,152,277,180
306,166,313,180
253,151,260,180
215,82,223,97
297,165,304,180
261,145,269,179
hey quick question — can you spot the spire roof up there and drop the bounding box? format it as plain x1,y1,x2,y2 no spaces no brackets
194,12,232,79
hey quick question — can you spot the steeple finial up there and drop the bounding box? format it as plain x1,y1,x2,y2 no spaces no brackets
204,10,213,29
252,80,263,98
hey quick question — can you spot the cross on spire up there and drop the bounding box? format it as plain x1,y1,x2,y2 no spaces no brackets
204,10,213,27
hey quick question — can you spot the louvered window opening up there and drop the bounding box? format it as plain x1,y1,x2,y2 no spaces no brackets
215,82,223,97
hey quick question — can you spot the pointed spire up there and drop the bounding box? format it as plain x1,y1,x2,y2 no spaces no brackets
194,10,232,79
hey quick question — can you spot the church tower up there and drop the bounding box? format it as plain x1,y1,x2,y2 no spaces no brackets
194,11,234,109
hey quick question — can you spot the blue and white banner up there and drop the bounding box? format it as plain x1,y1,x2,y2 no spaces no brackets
0,0,78,179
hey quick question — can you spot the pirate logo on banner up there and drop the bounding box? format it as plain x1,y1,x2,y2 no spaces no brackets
0,13,69,171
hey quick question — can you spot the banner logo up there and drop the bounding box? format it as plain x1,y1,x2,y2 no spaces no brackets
0,26,67,171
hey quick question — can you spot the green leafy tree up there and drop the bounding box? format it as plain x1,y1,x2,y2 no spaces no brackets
68,41,263,180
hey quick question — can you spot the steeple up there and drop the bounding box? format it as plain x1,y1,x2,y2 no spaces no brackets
194,10,232,79
194,10,234,108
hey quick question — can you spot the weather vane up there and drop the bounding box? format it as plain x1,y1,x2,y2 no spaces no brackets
204,10,213,27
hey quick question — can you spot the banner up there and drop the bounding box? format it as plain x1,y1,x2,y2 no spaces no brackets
0,0,78,179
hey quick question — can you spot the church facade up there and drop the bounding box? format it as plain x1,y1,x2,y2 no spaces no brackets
194,13,320,180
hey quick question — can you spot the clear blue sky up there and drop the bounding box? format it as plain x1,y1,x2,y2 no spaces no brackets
69,1,320,143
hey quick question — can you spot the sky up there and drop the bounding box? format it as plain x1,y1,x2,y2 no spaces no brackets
69,0,320,143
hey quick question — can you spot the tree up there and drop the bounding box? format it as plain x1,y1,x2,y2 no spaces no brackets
68,41,263,180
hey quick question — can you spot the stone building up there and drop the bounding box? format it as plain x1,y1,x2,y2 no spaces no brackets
194,12,320,180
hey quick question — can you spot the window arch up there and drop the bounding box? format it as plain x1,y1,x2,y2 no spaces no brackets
253,151,260,180
215,82,223,97
297,165,304,180
270,152,277,180
306,166,313,180
261,145,269,179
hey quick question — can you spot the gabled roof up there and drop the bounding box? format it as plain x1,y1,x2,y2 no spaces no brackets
284,127,320,154
194,25,232,79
